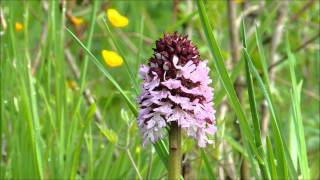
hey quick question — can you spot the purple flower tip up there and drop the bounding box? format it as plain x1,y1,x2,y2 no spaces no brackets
137,32,216,148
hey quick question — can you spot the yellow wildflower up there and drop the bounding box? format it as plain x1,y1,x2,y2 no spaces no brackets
101,50,123,67
106,9,128,28
15,22,23,32
234,0,244,4
70,16,84,27
67,80,79,90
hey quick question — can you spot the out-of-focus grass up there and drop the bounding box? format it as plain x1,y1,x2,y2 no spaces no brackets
1,0,319,179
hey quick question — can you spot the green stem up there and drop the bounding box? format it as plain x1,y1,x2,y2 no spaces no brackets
168,122,181,180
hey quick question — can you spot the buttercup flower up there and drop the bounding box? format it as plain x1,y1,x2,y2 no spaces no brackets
234,0,244,4
101,50,123,67
15,22,23,32
70,16,84,27
137,32,216,147
106,9,129,28
67,80,79,90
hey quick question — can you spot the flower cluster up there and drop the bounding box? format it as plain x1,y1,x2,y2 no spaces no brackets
137,32,216,147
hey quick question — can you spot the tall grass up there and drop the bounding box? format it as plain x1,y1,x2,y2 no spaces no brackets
1,0,318,179
197,0,311,179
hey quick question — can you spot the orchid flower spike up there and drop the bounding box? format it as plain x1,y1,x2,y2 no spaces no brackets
137,32,216,147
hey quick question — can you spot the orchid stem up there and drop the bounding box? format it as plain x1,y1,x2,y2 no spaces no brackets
168,122,181,180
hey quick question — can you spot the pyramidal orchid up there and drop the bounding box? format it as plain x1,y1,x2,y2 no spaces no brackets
138,32,216,146
137,32,216,178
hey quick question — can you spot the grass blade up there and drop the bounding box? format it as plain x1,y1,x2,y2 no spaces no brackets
241,21,269,179
153,140,169,167
136,14,145,75
201,150,216,179
287,35,310,179
66,28,137,116
102,18,140,94
255,25,299,179
223,133,248,158
243,47,263,147
24,3,44,178
266,136,277,179
215,6,279,107
215,58,244,106
243,48,290,179
69,104,96,179
255,26,271,92
196,0,262,165
71,1,99,119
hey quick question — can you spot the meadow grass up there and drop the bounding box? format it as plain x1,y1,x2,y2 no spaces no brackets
1,0,319,179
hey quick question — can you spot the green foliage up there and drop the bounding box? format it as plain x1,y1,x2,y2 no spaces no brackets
1,0,319,179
